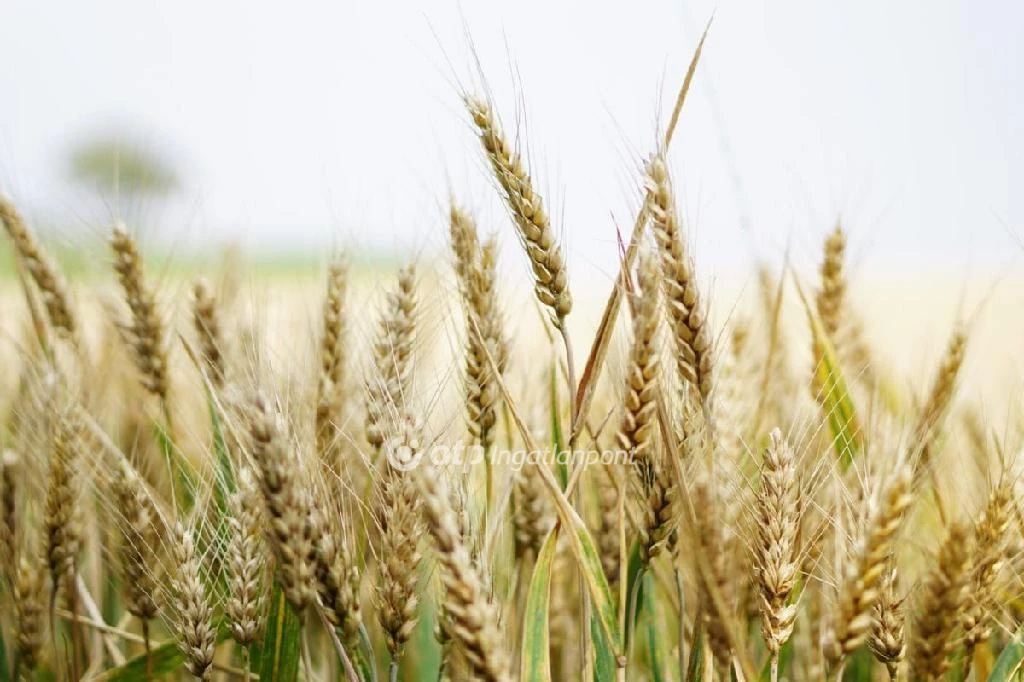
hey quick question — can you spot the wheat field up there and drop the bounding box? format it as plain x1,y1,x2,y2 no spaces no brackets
2,36,1024,682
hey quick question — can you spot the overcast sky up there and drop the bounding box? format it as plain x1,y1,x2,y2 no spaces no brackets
1,0,1021,278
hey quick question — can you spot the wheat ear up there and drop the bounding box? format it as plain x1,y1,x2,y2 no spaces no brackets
465,96,572,328
449,203,505,453
645,153,713,410
1,449,19,586
513,455,551,560
14,552,45,680
418,464,512,682
0,195,79,342
169,522,216,680
962,482,1012,658
112,460,160,621
313,506,363,652
366,265,416,449
754,429,801,666
869,565,906,680
816,224,846,339
44,422,81,604
377,419,425,672
225,467,267,647
824,465,912,671
913,326,967,477
316,255,349,468
192,278,225,388
911,522,974,682
110,224,170,401
248,394,316,611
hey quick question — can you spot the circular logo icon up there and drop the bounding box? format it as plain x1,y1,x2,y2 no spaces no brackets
385,439,423,472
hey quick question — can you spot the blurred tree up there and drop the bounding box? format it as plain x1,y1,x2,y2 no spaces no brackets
68,135,179,196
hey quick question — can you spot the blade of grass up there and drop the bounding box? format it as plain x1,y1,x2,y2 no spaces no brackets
479,330,624,665
640,570,668,682
592,610,617,682
686,615,705,682
521,528,558,682
571,17,712,444
152,418,196,509
0,622,9,682
257,583,302,682
550,361,568,490
90,630,230,681
989,627,1024,681
793,278,863,469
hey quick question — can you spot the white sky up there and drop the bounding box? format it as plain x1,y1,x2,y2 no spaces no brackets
1,0,1021,278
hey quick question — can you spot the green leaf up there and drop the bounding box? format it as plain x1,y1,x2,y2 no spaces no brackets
484,341,622,664
591,610,616,682
408,562,439,682
623,541,644,637
0,620,10,682
152,419,196,509
521,528,558,682
549,362,568,490
990,627,1024,681
686,619,705,682
795,281,862,469
208,388,235,510
258,583,303,682
640,571,668,682
90,630,230,681
568,509,623,661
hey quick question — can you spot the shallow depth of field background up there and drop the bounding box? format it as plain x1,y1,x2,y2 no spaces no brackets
1,0,1022,409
